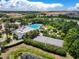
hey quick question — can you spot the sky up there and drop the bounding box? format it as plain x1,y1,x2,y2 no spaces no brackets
0,0,79,11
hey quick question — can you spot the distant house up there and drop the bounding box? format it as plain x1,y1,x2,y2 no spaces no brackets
64,11,79,17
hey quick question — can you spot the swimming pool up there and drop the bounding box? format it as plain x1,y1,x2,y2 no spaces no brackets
29,24,42,29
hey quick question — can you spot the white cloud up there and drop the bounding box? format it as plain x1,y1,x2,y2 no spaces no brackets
0,0,63,11
67,3,79,11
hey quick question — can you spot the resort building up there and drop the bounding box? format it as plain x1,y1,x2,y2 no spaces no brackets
13,24,42,39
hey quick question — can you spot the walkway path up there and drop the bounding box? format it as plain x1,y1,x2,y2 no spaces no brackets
0,23,7,42
5,39,23,47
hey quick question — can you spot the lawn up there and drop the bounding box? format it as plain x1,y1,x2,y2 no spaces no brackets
8,45,55,59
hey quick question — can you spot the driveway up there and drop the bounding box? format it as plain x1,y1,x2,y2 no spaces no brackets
34,36,64,47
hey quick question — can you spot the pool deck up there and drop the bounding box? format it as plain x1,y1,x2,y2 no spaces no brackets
34,36,64,47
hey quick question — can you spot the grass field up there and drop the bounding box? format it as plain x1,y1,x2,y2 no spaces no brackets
9,47,55,59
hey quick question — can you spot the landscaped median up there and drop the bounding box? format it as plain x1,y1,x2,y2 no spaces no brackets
8,47,55,59
24,38,66,56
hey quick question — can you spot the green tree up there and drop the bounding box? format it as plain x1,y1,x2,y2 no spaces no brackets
69,39,79,59
64,28,79,59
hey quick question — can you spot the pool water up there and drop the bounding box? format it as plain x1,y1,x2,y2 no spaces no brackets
29,24,42,29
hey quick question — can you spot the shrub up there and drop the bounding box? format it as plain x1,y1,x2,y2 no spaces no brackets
24,39,66,56
25,30,39,39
